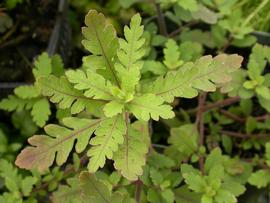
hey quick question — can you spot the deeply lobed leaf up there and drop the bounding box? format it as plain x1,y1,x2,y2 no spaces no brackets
38,75,91,114
82,10,119,85
127,93,175,121
66,69,113,100
87,115,126,172
149,54,243,102
114,121,150,180
15,117,101,172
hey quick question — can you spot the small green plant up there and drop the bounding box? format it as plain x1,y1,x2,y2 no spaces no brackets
2,2,270,202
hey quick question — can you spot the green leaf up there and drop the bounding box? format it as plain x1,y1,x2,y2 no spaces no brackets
66,69,113,100
115,13,145,95
103,100,124,117
182,172,206,193
247,44,267,80
255,85,270,99
174,185,201,203
119,0,138,8
168,124,198,156
142,60,167,75
248,169,270,188
245,117,257,133
33,52,52,78
150,168,163,186
14,85,40,99
51,54,64,77
114,122,149,180
15,117,101,172
38,75,91,114
191,4,217,24
201,195,212,203
52,176,81,203
179,41,203,62
31,98,51,127
0,95,34,112
215,189,236,203
87,115,126,172
177,0,198,12
265,142,270,166
82,10,119,84
174,186,201,203
128,94,175,121
204,148,223,173
148,152,175,169
150,54,243,102
21,177,37,196
163,39,183,70
79,172,124,203
258,95,270,112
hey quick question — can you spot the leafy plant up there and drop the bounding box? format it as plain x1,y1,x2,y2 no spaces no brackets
0,53,64,127
2,1,270,202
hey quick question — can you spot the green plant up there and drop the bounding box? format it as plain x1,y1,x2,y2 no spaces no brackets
2,1,270,202
0,53,64,128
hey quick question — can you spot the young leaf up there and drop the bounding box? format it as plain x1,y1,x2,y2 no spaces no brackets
127,94,175,121
52,177,81,203
14,85,40,99
38,75,91,114
66,69,113,100
182,172,206,193
248,170,270,188
163,39,183,70
79,172,124,203
177,0,198,12
82,10,119,85
15,117,101,172
114,122,149,180
33,52,52,78
168,124,198,157
174,186,201,203
115,13,145,95
88,115,126,172
247,44,267,80
0,95,34,112
31,98,51,127
150,54,243,102
103,100,124,117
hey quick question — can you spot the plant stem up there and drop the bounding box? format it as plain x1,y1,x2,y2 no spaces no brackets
219,109,245,123
220,130,270,139
196,93,207,174
135,179,143,203
187,96,241,114
168,21,198,38
155,3,168,36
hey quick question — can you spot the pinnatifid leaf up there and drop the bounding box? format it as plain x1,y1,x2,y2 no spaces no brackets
82,10,119,84
88,115,126,173
38,75,91,114
79,172,125,203
33,52,52,78
114,122,149,180
115,13,145,95
163,39,183,70
15,117,101,172
66,69,113,100
128,93,175,121
0,95,34,112
31,98,51,127
52,176,81,203
14,85,40,99
150,54,243,102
